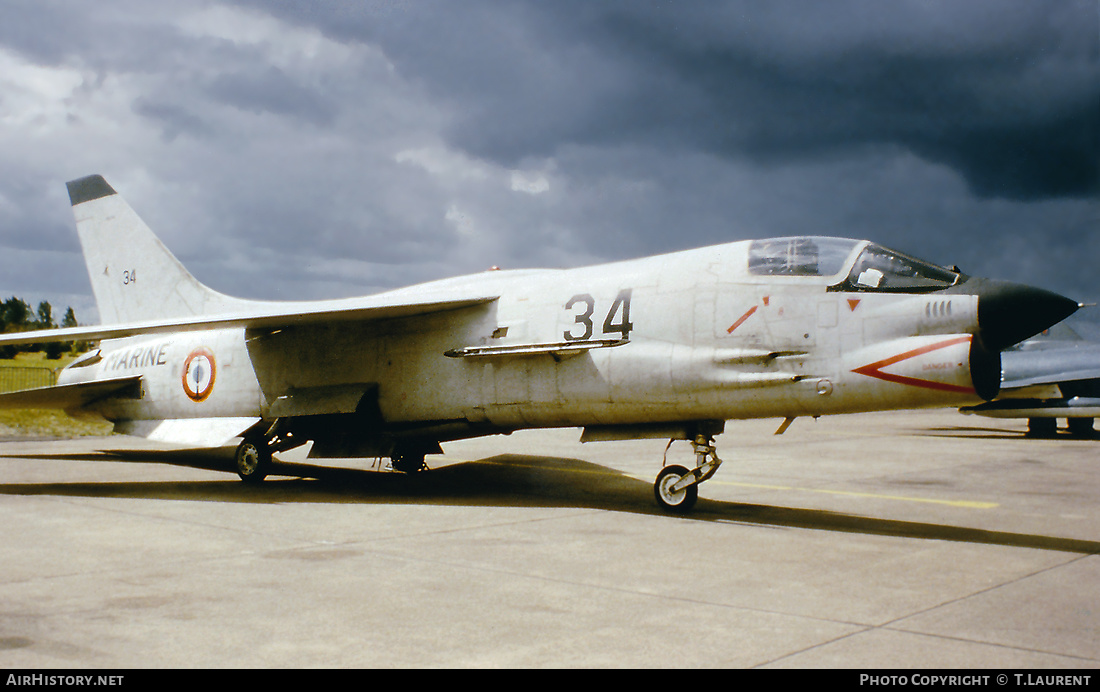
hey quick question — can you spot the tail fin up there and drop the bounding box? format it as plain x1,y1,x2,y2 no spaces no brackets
66,175,254,324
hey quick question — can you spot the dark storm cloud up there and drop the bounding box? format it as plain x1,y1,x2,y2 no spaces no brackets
132,99,215,141
626,7,1099,200
248,0,1098,200
205,66,338,126
0,1,1095,324
133,66,337,141
0,1,193,71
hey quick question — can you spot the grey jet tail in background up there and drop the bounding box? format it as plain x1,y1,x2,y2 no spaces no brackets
0,175,1080,512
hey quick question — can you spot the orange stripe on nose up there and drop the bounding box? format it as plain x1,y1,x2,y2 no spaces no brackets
852,335,976,394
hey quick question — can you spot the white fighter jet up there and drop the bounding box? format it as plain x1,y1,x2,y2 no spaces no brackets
0,175,1079,512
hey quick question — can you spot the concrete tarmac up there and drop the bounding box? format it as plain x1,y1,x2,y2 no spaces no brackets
0,409,1096,669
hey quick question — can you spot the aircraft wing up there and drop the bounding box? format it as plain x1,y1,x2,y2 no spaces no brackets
997,344,1100,390
961,397,1100,418
0,293,498,346
0,375,141,410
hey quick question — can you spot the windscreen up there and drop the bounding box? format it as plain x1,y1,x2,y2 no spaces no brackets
841,243,959,292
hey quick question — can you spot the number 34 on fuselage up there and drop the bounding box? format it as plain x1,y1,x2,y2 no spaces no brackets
0,175,1079,513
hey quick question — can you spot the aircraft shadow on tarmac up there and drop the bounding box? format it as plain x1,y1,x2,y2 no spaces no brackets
1,447,1098,556
913,424,1033,439
913,424,1099,441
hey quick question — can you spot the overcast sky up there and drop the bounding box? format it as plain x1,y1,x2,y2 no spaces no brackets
0,0,1096,330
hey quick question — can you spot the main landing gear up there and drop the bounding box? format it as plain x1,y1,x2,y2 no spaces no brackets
234,420,304,483
235,438,272,483
233,419,434,483
653,434,723,514
1027,417,1097,439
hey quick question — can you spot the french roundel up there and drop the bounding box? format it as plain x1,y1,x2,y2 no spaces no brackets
182,348,216,402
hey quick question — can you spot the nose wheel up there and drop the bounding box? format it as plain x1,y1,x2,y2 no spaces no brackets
654,465,698,513
653,434,722,513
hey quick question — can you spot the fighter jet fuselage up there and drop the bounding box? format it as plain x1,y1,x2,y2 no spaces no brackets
59,243,991,432
0,176,1079,511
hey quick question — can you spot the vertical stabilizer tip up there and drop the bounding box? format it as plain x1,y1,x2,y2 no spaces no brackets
66,175,116,206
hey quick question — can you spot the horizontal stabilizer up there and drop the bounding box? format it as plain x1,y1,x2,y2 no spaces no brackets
0,376,141,411
114,417,261,447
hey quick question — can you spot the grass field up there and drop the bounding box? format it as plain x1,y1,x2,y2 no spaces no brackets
0,353,113,437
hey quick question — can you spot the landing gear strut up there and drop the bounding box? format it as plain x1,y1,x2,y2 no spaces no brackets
1026,417,1097,439
1067,418,1096,439
653,434,723,513
1026,417,1057,438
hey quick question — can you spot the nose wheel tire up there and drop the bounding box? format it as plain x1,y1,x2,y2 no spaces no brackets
235,439,272,483
654,465,698,513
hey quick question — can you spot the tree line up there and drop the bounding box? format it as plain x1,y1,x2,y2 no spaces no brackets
0,297,81,359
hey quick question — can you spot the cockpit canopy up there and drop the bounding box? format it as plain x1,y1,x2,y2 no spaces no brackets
747,237,959,293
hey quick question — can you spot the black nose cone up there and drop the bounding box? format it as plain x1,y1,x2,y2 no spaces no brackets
965,278,1079,351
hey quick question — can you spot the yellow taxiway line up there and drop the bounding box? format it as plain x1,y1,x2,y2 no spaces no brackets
466,457,999,509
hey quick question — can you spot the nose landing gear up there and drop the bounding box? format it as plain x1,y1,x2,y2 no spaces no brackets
654,434,723,513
